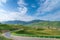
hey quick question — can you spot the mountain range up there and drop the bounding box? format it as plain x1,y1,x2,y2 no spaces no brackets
1,20,60,28
1,20,44,25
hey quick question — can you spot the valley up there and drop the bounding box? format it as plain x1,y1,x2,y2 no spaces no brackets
0,20,60,40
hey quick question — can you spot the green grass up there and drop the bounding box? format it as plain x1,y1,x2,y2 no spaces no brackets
0,24,25,32
12,28,60,38
12,34,60,38
26,21,60,28
0,36,12,40
0,23,60,38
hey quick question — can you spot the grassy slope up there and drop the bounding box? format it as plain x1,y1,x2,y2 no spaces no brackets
12,27,60,38
26,21,60,28
0,21,60,38
11,21,60,38
0,24,24,31
0,36,12,40
0,21,60,30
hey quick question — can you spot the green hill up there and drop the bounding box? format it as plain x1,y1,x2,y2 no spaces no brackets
26,21,60,28
0,24,25,32
0,21,60,38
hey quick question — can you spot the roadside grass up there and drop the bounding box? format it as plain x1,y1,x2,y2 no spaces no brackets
0,33,12,40
0,36,12,40
12,28,60,38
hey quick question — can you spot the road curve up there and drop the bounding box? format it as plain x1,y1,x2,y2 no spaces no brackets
12,36,60,40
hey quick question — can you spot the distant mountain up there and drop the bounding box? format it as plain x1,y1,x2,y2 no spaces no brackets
26,21,60,28
1,20,45,25
1,20,27,25
1,20,60,28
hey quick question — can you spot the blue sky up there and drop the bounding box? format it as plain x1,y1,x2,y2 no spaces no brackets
0,0,60,22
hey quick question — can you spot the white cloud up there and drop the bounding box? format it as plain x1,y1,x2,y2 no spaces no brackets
37,10,60,21
17,0,35,21
36,0,60,15
18,7,27,15
0,0,7,6
16,15,35,21
0,0,35,22
17,0,28,15
17,0,27,6
0,0,60,22
0,9,35,22
35,0,60,21
31,4,36,8
0,9,15,22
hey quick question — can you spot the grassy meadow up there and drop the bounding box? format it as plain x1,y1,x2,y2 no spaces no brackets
0,36,12,40
0,21,60,39
12,27,60,38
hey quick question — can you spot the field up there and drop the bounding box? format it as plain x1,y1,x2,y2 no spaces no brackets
12,27,60,38
0,36,12,40
0,21,60,39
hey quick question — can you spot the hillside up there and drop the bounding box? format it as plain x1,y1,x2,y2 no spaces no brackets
0,24,25,31
1,20,60,28
26,21,60,28
0,20,60,38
